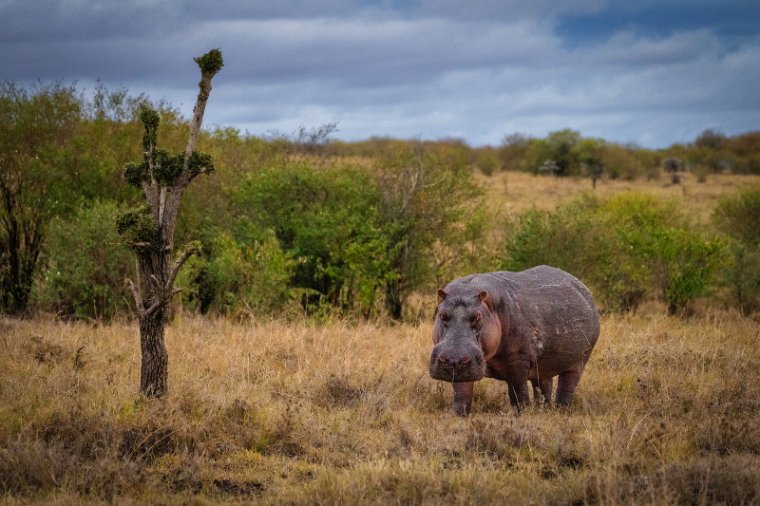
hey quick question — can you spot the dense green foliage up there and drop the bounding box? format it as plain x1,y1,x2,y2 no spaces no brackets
504,193,727,314
177,229,294,317
0,83,83,314
233,162,390,316
2,82,760,320
0,83,148,314
713,185,760,315
34,201,133,319
184,143,486,319
194,48,224,76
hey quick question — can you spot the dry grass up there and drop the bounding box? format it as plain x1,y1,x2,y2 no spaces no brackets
2,307,760,504
478,170,760,223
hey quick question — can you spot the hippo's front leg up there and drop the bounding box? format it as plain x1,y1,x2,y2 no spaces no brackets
451,382,474,416
506,380,531,410
505,355,532,410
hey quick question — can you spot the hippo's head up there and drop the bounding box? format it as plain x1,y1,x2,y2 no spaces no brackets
429,289,502,383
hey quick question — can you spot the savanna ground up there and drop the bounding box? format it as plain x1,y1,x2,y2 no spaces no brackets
483,169,760,223
2,171,760,505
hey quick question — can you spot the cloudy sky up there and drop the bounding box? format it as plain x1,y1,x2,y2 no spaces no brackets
2,0,759,148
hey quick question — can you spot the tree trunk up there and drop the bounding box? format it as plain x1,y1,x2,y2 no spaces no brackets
0,183,40,315
139,306,168,396
134,243,171,396
385,279,403,320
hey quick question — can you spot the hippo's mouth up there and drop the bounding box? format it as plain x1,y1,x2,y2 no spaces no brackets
429,359,486,383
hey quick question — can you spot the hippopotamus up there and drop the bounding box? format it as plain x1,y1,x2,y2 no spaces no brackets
430,266,600,415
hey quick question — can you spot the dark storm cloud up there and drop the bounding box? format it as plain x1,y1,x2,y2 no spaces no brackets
0,0,359,42
557,0,760,46
1,0,758,147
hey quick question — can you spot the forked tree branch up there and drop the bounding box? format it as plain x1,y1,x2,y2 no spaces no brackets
126,278,144,316
167,245,198,290
144,287,184,318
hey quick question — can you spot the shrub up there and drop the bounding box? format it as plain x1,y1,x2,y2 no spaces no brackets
713,185,760,314
504,194,649,312
34,200,133,320
474,148,501,176
177,229,294,317
599,143,653,181
598,193,724,315
714,185,760,247
649,227,726,315
374,143,483,318
498,133,533,172
504,195,604,275
504,193,725,314
233,162,394,317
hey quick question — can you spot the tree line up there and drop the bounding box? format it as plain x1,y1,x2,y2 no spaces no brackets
2,82,759,321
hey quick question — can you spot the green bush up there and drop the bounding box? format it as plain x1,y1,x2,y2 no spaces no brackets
474,148,500,176
233,162,394,317
722,246,760,315
650,227,727,315
504,195,603,274
597,193,724,315
504,195,646,312
178,230,294,318
374,144,483,318
504,193,725,314
714,185,760,247
714,185,760,314
34,200,134,320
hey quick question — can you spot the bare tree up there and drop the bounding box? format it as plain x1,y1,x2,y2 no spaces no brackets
117,49,223,397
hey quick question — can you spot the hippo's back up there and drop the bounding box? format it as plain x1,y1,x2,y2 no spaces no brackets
499,265,595,309
478,266,600,359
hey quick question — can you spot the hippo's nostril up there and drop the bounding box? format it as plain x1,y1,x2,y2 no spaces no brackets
459,355,471,365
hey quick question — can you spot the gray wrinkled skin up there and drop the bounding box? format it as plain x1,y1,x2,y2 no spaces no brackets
430,265,600,415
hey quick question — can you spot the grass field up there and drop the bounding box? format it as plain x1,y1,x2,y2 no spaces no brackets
479,170,760,223
2,310,759,505
2,171,760,505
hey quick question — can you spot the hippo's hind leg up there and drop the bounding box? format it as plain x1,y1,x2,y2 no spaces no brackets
451,382,474,416
556,365,584,407
530,378,553,405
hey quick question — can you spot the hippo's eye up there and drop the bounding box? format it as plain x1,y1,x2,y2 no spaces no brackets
439,311,449,323
471,312,482,327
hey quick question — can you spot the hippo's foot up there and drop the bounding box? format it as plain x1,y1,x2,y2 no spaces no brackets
530,378,553,406
451,401,471,416
451,382,474,416
556,368,582,407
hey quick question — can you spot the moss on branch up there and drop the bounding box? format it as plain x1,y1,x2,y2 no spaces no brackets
123,161,147,188
123,150,214,188
139,108,160,153
116,207,156,247
194,49,224,77
187,151,214,177
153,150,183,186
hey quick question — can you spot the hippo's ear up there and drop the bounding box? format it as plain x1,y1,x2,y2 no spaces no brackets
479,291,494,310
437,289,447,302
